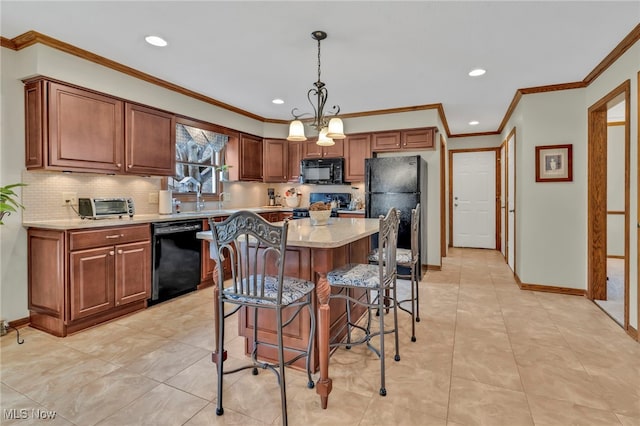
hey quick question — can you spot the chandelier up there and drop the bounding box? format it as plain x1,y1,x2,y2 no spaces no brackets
287,31,345,145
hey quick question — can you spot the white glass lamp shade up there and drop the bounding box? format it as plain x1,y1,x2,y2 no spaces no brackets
316,127,335,146
287,120,307,141
326,117,345,139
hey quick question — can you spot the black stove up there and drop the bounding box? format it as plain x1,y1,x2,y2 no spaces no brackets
291,192,351,220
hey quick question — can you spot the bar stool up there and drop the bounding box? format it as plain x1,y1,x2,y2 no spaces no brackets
326,207,400,396
368,203,421,342
208,211,316,426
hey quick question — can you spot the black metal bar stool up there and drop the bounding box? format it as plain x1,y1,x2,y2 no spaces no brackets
326,207,401,396
208,211,316,426
368,203,421,342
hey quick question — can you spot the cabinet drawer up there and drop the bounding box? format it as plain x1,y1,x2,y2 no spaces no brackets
69,225,150,251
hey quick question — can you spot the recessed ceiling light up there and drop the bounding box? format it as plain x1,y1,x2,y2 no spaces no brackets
272,98,284,105
468,68,486,77
145,35,167,47
469,121,479,125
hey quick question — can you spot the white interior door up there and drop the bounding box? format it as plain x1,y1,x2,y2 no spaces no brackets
452,151,496,249
507,134,516,271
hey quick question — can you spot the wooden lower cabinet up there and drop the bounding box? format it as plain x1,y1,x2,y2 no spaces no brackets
200,217,231,288
28,224,151,336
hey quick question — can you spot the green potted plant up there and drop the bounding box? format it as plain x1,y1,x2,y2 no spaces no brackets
0,183,26,224
215,165,232,182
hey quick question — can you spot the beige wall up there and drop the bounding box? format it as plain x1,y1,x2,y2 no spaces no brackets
0,44,443,322
3,37,638,333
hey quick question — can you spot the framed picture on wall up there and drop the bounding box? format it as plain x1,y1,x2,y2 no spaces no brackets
535,144,573,182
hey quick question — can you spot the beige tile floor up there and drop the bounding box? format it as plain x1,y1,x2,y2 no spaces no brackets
1,248,639,425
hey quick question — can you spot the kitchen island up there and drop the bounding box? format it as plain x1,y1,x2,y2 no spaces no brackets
197,216,379,410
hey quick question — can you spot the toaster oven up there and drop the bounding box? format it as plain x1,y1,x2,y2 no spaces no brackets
78,197,135,219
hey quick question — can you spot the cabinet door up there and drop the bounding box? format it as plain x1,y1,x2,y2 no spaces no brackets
125,103,175,175
263,139,288,182
260,212,279,222
303,140,323,158
344,134,371,182
279,212,293,221
239,133,263,181
48,82,124,172
202,218,231,284
322,139,344,158
287,141,304,183
402,127,435,150
114,241,151,306
372,131,401,152
70,246,115,320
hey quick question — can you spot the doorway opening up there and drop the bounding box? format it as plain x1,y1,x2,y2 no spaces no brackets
587,81,630,330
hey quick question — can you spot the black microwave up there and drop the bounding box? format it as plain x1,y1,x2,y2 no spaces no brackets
300,158,346,185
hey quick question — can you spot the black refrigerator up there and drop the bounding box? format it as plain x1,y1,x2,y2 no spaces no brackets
365,155,427,270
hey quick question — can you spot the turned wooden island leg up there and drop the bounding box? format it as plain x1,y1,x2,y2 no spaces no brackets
315,272,332,409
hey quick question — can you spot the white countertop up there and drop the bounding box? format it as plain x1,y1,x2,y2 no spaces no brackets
22,207,293,230
197,217,379,249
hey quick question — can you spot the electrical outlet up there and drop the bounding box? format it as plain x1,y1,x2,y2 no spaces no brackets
1,320,7,336
62,192,78,206
148,192,159,204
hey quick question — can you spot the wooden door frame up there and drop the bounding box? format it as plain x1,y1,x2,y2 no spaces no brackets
587,79,630,332
440,134,447,258
505,128,517,273
448,147,500,249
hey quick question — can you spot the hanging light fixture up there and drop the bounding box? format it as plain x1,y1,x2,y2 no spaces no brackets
287,31,345,144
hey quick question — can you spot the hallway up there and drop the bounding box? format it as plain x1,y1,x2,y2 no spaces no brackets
1,248,639,425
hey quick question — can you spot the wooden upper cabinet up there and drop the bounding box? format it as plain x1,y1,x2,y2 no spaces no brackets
372,127,437,152
238,133,263,181
344,133,371,182
288,140,305,183
125,103,175,176
24,78,176,176
263,139,288,182
371,131,401,151
303,139,344,158
402,127,436,150
44,80,124,173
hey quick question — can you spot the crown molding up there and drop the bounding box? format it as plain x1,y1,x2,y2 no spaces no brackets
4,24,639,138
497,23,640,134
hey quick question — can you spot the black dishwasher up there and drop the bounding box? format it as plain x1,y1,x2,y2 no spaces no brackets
150,220,202,305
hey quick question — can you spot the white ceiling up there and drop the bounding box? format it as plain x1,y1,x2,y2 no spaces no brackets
2,1,638,135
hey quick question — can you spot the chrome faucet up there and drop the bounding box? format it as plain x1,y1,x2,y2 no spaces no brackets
195,185,204,212
178,176,204,212
218,192,228,210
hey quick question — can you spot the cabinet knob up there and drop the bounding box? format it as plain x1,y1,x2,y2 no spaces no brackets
127,164,132,169
109,251,114,256
116,163,122,168
117,249,123,254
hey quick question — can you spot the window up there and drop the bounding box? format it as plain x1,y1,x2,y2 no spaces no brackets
169,121,229,195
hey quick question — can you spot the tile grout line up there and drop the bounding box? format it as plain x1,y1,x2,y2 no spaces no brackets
491,264,537,426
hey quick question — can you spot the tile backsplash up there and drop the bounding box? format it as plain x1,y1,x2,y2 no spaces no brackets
20,170,366,222
21,171,162,221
